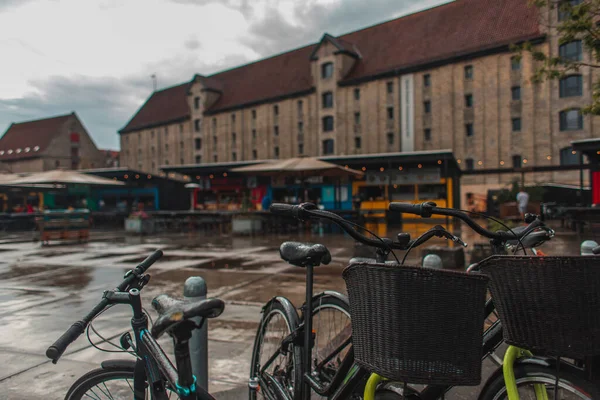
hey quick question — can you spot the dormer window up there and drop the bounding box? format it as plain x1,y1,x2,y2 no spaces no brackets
321,62,333,79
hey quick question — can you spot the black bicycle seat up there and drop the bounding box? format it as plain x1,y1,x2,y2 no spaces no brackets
279,242,331,267
150,294,224,338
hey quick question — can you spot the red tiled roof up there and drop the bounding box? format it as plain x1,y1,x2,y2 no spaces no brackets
0,113,72,161
121,0,541,128
120,82,192,133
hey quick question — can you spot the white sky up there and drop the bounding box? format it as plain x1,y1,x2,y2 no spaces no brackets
0,0,450,149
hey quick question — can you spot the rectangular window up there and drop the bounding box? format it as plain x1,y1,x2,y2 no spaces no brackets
511,56,521,71
560,109,583,131
180,124,183,133
464,65,474,80
387,107,394,119
180,158,184,165
212,118,216,132
387,81,394,94
424,128,431,141
231,113,236,123
424,101,431,114
512,155,522,168
180,141,184,149
213,154,218,162
151,130,154,138
298,143,304,155
195,155,201,164
165,144,169,152
558,0,582,21
465,123,474,137
322,92,333,108
194,119,201,132
274,126,279,136
252,150,257,160
232,132,236,145
274,147,280,159
387,133,394,145
465,94,473,108
512,117,522,132
355,137,362,149
559,75,583,97
354,112,361,125
322,139,334,155
559,40,582,61
194,96,200,110
322,116,334,132
297,100,303,115
164,127,168,135
232,152,237,161
511,86,521,101
354,88,360,100
423,74,431,87
465,158,474,170
298,121,303,132
252,129,257,139
560,147,579,165
273,105,279,115
321,62,333,79
252,109,257,119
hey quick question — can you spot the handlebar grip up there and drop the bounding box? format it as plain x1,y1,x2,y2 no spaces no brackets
389,202,424,216
136,249,163,274
46,321,85,363
269,203,295,216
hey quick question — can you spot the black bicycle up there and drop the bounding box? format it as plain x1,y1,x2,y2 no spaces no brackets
249,202,551,400
46,250,224,400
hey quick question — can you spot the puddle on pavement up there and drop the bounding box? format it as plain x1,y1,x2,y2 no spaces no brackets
0,264,72,280
191,258,277,271
28,249,80,258
122,254,202,264
149,268,269,294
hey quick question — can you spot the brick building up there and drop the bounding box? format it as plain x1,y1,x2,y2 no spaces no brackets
0,113,105,173
119,0,598,196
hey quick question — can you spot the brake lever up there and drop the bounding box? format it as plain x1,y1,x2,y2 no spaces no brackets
431,225,467,247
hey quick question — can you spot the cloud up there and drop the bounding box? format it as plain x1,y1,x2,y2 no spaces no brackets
0,0,35,12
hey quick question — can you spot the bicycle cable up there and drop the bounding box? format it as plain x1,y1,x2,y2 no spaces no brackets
457,209,529,255
86,304,144,357
318,214,401,264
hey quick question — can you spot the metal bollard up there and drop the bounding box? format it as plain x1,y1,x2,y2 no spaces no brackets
184,276,208,390
423,254,443,269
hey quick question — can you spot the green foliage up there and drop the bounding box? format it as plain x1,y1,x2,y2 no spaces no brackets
517,0,600,114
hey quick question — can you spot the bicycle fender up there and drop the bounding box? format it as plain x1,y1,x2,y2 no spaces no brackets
262,296,299,321
101,359,136,371
308,291,349,307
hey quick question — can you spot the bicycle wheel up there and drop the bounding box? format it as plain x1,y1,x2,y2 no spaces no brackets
478,364,598,400
64,367,178,399
309,293,352,393
250,298,302,399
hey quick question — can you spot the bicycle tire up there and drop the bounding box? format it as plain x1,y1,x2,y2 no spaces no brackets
308,293,352,396
250,298,302,400
64,366,178,399
478,363,599,400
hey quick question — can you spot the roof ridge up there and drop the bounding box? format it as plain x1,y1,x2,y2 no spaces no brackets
11,112,72,126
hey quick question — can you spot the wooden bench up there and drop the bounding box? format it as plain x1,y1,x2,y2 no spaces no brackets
37,210,90,246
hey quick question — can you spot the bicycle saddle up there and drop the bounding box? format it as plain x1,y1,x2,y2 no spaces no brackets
279,242,331,267
150,294,225,338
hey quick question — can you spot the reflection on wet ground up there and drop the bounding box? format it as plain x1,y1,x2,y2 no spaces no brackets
0,221,587,399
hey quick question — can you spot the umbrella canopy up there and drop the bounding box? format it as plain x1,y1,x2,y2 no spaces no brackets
2,169,125,186
231,157,363,178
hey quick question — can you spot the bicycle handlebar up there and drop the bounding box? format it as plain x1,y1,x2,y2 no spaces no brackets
270,203,408,250
389,202,545,241
46,249,163,363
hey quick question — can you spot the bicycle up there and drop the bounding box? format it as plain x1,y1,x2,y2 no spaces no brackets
250,202,549,399
46,250,224,400
476,255,600,400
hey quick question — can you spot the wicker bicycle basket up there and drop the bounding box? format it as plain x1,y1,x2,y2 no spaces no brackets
342,263,489,385
479,256,600,359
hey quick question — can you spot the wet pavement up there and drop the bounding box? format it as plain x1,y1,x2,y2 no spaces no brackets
0,222,585,399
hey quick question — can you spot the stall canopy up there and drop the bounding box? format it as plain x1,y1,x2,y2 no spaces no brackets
231,157,364,178
2,169,125,186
